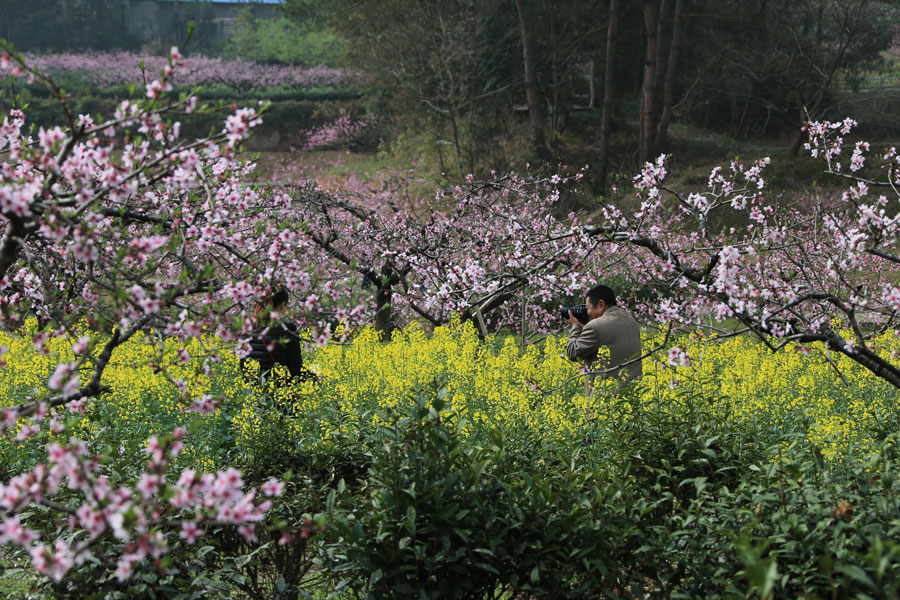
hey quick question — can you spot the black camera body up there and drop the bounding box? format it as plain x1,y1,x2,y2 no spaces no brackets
560,304,590,325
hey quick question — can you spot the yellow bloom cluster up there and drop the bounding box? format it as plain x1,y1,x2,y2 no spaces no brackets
636,328,900,462
290,319,586,440
0,319,248,469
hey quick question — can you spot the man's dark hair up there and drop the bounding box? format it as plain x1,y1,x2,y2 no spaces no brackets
586,284,617,307
262,287,290,308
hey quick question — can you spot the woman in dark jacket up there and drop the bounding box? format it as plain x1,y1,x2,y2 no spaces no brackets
241,287,314,385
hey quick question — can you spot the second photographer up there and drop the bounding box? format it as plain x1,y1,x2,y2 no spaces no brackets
564,284,642,395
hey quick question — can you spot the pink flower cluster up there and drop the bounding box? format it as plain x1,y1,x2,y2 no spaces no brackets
0,47,316,583
225,106,264,148
0,429,281,582
289,165,598,336
579,116,900,387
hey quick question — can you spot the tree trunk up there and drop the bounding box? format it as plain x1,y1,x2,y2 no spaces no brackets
549,8,559,148
447,106,466,180
598,0,620,191
653,0,685,152
515,0,551,163
639,0,660,165
588,58,596,109
374,284,393,341
373,264,394,341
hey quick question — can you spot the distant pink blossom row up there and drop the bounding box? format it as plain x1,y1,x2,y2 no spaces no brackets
27,52,355,91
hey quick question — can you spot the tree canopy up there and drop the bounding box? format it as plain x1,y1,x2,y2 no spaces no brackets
284,0,899,178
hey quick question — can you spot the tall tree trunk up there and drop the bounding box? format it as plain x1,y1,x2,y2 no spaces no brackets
588,58,596,109
653,0,685,152
515,0,551,162
639,0,660,165
651,0,672,137
447,107,466,180
549,9,560,149
598,0,620,191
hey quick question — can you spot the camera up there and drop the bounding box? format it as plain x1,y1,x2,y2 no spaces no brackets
560,304,589,324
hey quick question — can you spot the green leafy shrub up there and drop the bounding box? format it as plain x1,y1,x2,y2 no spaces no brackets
586,385,900,598
321,392,641,598
317,381,900,598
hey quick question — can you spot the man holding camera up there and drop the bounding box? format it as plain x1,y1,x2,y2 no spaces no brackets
565,284,642,395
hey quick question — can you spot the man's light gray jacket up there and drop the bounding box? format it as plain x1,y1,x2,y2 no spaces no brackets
566,305,642,393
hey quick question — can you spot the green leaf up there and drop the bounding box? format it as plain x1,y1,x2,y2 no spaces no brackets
407,506,417,535
836,564,875,589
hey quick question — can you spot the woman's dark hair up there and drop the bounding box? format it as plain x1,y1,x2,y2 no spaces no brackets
586,284,617,307
262,287,290,308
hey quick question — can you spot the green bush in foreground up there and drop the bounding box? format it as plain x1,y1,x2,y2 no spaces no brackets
311,388,900,599
320,393,634,598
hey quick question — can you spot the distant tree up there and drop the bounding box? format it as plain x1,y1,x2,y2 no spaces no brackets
282,0,897,180
527,0,606,151
285,0,522,178
675,0,896,142
287,0,614,175
225,9,344,66
784,0,896,155
638,0,686,165
597,0,620,191
0,0,136,52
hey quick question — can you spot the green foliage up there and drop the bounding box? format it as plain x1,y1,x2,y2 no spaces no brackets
321,392,632,598
225,10,345,67
578,382,900,598
27,547,228,600
315,379,900,598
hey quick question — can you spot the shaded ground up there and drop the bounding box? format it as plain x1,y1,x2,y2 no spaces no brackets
248,117,898,212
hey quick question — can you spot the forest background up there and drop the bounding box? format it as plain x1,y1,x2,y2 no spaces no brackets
2,0,899,198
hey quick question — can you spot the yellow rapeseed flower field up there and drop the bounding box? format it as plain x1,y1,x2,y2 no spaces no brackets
1,318,898,465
